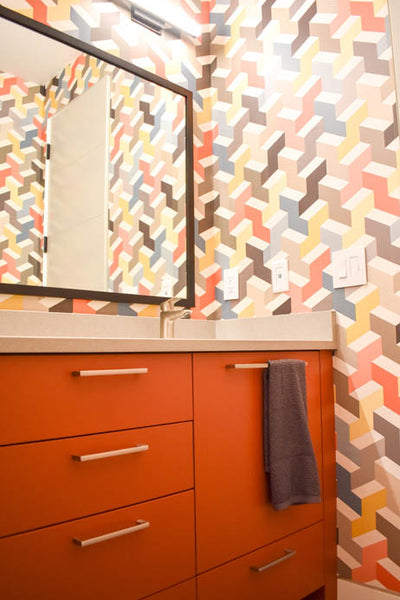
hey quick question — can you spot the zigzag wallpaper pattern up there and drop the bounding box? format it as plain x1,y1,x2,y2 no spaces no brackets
0,0,399,592
0,72,44,286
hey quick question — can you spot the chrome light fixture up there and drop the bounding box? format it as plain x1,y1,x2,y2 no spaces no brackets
125,0,200,37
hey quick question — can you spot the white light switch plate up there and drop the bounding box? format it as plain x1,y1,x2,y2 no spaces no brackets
223,267,239,300
332,247,367,288
271,259,289,293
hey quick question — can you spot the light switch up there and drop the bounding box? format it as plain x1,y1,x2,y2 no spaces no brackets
271,259,289,293
223,267,239,300
332,248,367,288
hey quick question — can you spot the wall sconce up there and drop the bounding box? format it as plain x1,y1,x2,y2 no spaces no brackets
125,0,200,38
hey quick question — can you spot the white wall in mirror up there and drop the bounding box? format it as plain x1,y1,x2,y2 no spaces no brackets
44,76,110,291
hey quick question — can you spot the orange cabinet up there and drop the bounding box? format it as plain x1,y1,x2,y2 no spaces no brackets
0,349,336,600
197,521,325,600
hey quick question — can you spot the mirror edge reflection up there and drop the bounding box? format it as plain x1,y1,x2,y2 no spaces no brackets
0,5,195,308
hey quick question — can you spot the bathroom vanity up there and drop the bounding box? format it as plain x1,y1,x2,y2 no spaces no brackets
0,312,336,600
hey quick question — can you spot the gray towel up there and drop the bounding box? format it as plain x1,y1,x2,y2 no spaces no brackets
263,359,321,511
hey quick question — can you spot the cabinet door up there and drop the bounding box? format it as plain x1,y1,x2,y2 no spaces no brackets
0,491,195,600
194,351,323,573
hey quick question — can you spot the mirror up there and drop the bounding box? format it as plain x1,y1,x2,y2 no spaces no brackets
0,6,194,306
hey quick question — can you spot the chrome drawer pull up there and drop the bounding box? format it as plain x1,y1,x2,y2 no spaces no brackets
227,363,271,369
73,519,150,548
251,549,296,573
72,368,148,377
72,444,149,462
227,363,307,369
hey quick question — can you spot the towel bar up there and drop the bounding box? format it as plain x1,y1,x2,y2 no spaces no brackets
226,362,308,369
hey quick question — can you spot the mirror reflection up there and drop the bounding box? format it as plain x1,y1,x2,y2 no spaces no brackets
0,14,189,300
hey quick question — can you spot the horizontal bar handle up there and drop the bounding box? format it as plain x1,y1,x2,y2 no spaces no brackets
227,363,270,369
73,519,150,548
226,362,308,370
72,444,149,462
251,548,296,573
72,368,148,377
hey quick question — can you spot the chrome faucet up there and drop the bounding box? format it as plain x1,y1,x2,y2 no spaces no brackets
160,297,191,338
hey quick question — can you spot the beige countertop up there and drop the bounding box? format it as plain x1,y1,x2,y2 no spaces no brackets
0,310,336,353
0,336,335,354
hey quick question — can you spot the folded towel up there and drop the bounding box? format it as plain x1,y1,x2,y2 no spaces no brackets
263,359,321,511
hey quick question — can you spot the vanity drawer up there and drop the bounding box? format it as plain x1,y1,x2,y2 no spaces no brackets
197,521,324,600
0,421,193,537
194,351,323,572
0,490,196,600
0,353,192,444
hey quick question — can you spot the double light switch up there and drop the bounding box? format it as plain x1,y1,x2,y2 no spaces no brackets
332,247,367,289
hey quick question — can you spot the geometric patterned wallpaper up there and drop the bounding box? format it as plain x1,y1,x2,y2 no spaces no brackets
107,68,187,297
0,72,44,286
0,0,399,592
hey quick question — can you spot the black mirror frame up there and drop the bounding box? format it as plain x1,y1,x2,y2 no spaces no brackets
0,5,195,308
